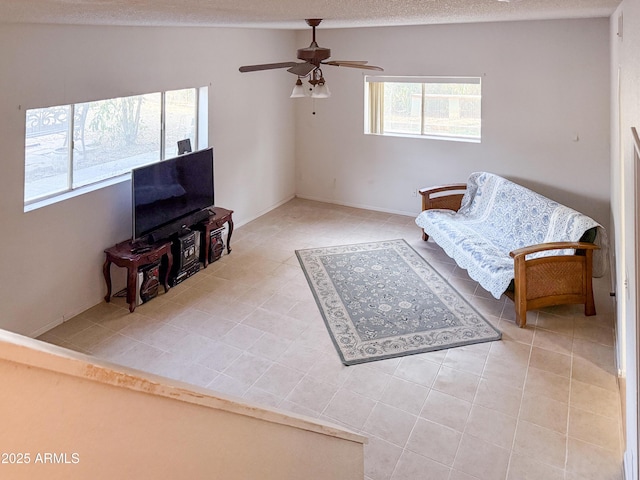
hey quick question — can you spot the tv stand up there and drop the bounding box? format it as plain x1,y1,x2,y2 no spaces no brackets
103,240,173,313
199,207,234,268
103,206,234,312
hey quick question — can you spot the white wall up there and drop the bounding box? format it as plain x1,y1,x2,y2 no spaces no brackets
295,19,611,230
0,25,297,336
610,1,640,477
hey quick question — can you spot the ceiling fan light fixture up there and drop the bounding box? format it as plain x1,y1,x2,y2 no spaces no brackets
290,77,308,98
311,82,331,99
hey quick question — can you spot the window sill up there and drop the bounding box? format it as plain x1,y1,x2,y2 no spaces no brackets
365,132,481,144
24,174,130,213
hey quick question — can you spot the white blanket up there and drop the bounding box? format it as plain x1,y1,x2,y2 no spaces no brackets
415,172,606,299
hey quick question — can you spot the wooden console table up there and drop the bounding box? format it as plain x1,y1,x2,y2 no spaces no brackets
103,240,173,313
200,207,234,268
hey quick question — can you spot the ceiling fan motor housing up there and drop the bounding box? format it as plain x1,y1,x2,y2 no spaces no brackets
297,46,331,64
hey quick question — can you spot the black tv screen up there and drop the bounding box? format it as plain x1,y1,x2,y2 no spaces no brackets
132,148,214,241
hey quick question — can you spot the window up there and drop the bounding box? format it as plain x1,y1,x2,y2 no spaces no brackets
365,76,481,141
24,87,205,209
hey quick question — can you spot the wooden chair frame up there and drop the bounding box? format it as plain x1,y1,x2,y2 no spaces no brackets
419,184,599,327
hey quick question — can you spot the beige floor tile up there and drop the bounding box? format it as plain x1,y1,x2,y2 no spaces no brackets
432,366,480,403
572,356,619,391
223,352,272,385
391,450,450,480
207,373,251,397
364,435,403,480
482,355,528,389
570,379,621,419
513,420,567,468
524,366,570,404
253,362,305,398
323,388,377,430
572,338,617,373
380,377,430,416
449,470,481,480
532,327,573,356
273,341,321,373
406,418,462,466
443,347,487,376
114,342,165,371
306,355,353,387
452,434,510,480
536,311,575,336
242,386,282,409
568,407,622,452
195,340,243,371
488,338,532,366
38,199,623,480
519,391,569,434
393,355,441,388
573,318,615,346
420,389,472,432
497,318,535,345
67,323,116,350
464,404,518,449
88,332,140,359
566,437,624,480
474,376,523,418
221,323,265,350
285,375,339,414
344,365,393,400
529,346,572,378
362,403,417,448
507,452,565,480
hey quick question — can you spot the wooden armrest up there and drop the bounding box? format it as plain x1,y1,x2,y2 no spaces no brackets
509,241,599,327
419,183,467,197
510,242,599,259
419,183,467,212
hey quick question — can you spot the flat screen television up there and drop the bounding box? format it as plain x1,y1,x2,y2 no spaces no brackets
132,148,214,242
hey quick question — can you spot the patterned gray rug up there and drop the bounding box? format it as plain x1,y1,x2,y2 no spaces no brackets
296,239,501,365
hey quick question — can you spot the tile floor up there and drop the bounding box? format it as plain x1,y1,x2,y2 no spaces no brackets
38,198,623,480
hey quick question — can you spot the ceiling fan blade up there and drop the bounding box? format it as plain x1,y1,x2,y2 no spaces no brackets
323,62,384,71
324,60,369,65
287,62,316,76
239,62,298,73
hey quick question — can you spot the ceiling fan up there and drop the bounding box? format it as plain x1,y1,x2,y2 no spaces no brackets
239,19,384,98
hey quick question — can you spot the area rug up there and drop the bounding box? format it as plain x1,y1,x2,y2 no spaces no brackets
296,239,501,365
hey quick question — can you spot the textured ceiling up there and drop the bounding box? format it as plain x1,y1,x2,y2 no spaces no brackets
0,0,620,28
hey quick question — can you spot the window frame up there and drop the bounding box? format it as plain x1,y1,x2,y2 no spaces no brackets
364,75,482,143
24,86,208,212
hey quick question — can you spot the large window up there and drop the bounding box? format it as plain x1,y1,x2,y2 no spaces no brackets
24,87,205,209
365,76,481,141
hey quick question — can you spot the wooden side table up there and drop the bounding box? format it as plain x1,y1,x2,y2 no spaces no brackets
103,240,173,312
199,207,234,268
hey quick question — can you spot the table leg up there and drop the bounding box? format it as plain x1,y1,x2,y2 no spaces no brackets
226,218,234,254
103,258,112,303
163,251,173,292
203,230,211,268
127,267,138,313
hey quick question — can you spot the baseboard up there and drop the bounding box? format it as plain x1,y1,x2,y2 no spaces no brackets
624,449,637,480
294,194,420,218
233,194,296,229
28,301,96,339
619,372,627,436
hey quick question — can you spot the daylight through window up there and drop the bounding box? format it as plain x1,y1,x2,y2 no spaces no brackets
24,87,204,208
365,76,481,141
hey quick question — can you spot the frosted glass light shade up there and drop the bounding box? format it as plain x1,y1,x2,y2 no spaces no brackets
311,83,331,98
290,79,308,98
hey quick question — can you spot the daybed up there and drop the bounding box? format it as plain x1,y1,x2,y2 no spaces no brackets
415,172,606,328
